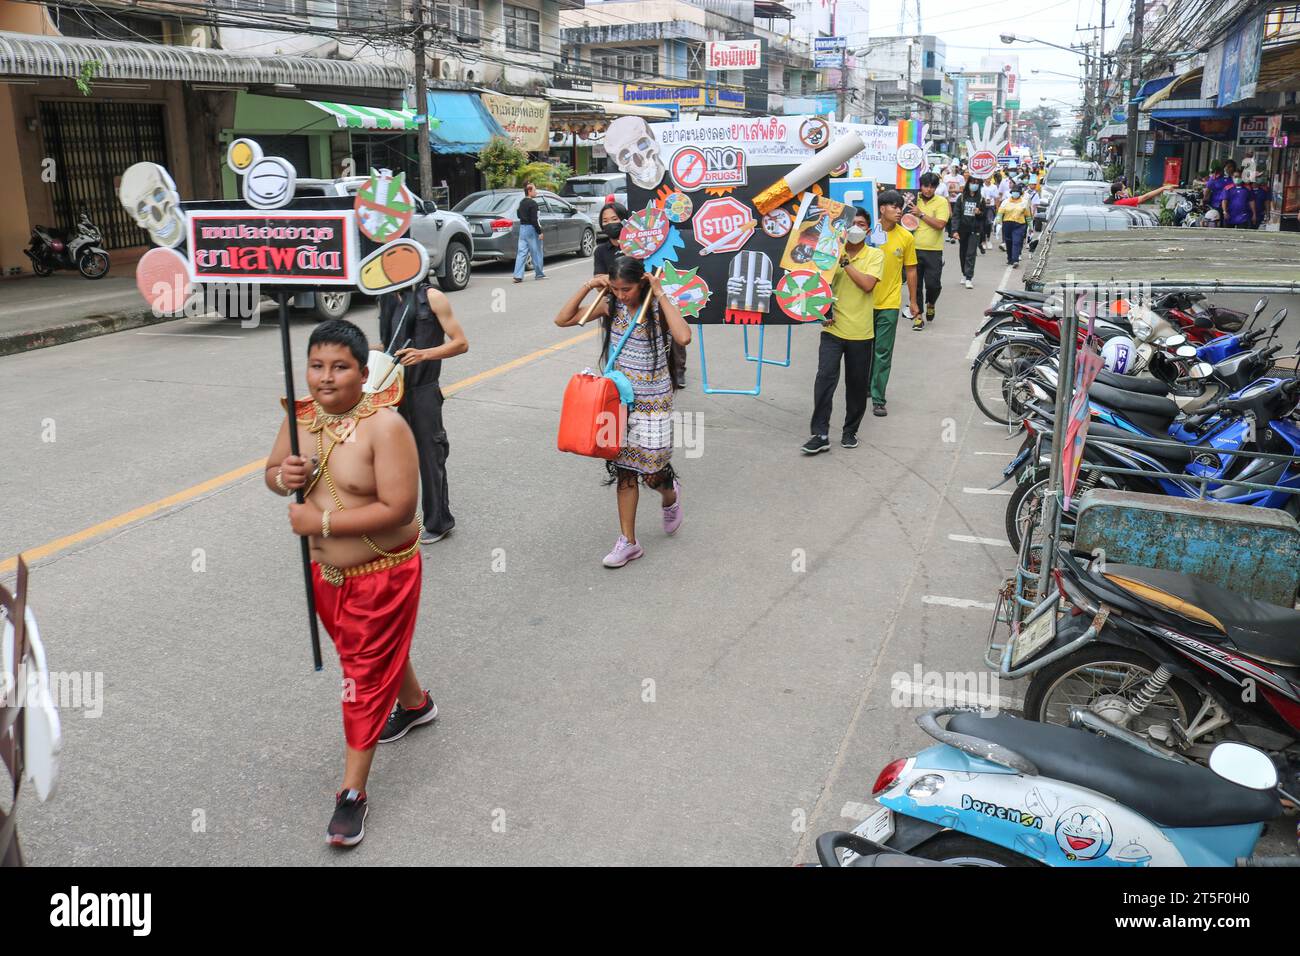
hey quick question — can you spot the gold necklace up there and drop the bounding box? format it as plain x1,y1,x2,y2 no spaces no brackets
310,394,373,443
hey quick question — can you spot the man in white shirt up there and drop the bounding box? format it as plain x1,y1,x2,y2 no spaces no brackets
979,179,999,253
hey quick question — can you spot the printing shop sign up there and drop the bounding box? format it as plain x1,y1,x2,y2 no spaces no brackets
706,39,762,71
187,210,359,285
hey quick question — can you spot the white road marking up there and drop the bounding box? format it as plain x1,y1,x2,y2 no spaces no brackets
840,801,876,821
923,595,996,610
890,678,1023,712
135,331,242,339
974,450,1012,455
965,335,985,360
962,486,1012,496
988,264,1015,309
948,534,1013,548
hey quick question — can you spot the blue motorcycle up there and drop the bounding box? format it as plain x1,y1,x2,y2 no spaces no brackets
819,708,1297,867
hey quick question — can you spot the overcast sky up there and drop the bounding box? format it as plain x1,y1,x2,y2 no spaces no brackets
851,0,1121,116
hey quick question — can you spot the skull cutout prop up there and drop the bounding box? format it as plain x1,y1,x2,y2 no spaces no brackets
119,162,186,249
605,116,665,191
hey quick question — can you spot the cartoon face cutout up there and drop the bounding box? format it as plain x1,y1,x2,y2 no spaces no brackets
605,116,665,191
243,156,297,210
1054,807,1113,861
118,162,186,248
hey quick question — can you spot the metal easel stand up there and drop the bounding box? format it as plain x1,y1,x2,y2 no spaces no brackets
743,323,793,367
697,322,767,395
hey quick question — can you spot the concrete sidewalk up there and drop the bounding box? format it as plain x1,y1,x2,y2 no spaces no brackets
0,256,171,356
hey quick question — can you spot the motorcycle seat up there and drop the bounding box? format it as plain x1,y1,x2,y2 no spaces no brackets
1094,369,1170,395
948,712,1282,828
1086,420,1196,465
1100,563,1300,667
1088,381,1179,433
997,289,1049,302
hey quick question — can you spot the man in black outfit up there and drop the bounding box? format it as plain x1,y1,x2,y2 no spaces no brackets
379,279,469,544
513,182,545,283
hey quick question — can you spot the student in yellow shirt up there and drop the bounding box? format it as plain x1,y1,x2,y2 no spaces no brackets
906,171,951,326
870,191,920,417
802,207,885,454
997,183,1034,268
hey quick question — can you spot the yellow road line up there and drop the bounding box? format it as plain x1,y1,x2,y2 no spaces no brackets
1,327,599,575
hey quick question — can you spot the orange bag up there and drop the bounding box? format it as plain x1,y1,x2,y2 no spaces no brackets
557,372,627,459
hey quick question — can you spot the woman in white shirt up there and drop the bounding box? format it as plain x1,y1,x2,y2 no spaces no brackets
979,178,1000,253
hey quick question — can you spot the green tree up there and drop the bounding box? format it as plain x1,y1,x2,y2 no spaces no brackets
477,136,527,189
1020,105,1061,145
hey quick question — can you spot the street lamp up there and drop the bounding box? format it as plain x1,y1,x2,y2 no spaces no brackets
1001,33,1103,61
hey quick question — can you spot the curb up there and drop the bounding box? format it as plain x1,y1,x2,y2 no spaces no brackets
0,306,174,358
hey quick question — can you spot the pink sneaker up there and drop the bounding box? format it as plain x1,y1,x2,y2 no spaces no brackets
602,535,644,568
662,480,683,535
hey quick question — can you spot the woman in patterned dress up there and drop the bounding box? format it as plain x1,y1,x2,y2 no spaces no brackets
555,256,692,567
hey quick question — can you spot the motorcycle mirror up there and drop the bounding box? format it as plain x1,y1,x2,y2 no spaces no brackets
1164,333,1187,347
1253,296,1268,316
1272,308,1287,328
1175,344,1198,358
1208,741,1278,791
1188,362,1213,379
1194,315,1214,328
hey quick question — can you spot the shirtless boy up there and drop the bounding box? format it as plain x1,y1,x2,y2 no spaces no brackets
265,319,437,847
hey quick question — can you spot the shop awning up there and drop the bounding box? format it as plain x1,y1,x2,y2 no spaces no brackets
308,101,429,131
1138,77,1179,111
0,30,407,100
546,92,671,119
1151,101,1234,120
426,91,506,155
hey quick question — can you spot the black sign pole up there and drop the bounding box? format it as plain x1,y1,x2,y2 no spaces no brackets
276,290,324,671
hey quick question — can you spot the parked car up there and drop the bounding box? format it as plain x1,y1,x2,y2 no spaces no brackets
455,189,597,264
1040,160,1105,205
560,173,628,219
1043,203,1158,235
291,177,474,320
1033,180,1110,232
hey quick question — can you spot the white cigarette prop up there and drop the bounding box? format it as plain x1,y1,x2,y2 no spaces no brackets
699,219,756,255
754,133,866,215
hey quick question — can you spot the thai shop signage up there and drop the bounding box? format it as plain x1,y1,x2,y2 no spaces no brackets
1238,115,1272,147
813,36,846,69
481,94,551,151
706,39,762,71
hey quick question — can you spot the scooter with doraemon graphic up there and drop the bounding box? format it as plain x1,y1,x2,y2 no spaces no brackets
820,707,1299,867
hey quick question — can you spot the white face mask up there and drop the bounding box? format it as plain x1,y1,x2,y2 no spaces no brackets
846,226,867,244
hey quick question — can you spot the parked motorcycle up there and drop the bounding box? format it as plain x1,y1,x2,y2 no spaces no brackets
1018,551,1300,767
24,210,110,279
831,707,1296,867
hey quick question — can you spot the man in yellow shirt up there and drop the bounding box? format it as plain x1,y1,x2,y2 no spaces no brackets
802,207,884,454
870,190,920,417
908,171,950,326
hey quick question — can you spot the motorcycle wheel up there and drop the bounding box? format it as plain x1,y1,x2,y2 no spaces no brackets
981,318,1019,352
78,250,110,279
971,338,1054,426
1023,645,1204,745
32,260,53,277
912,833,1039,867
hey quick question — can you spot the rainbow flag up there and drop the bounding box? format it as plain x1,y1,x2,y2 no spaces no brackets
895,119,925,189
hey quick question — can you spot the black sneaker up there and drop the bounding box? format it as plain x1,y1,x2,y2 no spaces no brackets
911,316,925,332
801,435,831,455
926,306,936,323
378,691,438,744
841,433,859,449
873,405,887,418
327,789,368,847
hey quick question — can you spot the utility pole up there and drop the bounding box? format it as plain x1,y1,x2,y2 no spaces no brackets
1123,0,1144,188
1098,0,1107,158
412,0,435,200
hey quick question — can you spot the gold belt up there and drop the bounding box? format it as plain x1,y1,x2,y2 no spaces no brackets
318,540,419,587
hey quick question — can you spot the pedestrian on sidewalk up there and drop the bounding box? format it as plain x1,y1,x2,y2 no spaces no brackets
908,172,950,324
870,191,919,416
513,182,545,283
381,277,469,545
802,207,883,455
554,256,692,568
1250,173,1274,228
979,176,999,253
942,163,965,243
998,184,1033,269
955,178,988,289
1219,174,1255,229
264,319,437,848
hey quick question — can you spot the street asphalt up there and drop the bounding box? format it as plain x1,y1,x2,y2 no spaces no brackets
3,247,1294,865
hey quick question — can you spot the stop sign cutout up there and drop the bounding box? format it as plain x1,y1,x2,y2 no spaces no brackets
692,197,755,254
969,150,998,179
